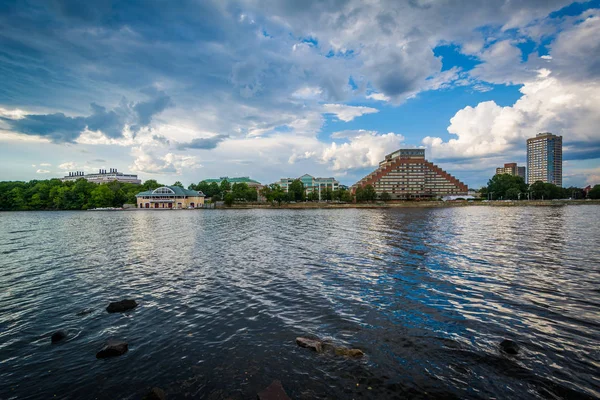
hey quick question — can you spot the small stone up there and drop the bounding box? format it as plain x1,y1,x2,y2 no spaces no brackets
96,340,128,358
143,387,166,400
106,299,138,313
257,380,291,400
296,337,323,352
334,347,365,358
500,339,520,355
51,330,67,344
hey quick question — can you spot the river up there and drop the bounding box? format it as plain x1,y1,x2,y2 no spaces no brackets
1,206,599,399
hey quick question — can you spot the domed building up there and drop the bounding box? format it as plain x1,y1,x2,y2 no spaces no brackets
135,186,205,209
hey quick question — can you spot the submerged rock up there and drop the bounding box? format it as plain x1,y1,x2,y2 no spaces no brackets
334,347,365,358
143,387,166,400
296,337,323,352
51,330,67,344
500,339,520,355
96,341,128,358
257,380,291,400
106,299,138,313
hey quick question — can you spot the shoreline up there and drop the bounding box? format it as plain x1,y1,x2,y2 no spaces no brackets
218,199,600,209
2,199,599,212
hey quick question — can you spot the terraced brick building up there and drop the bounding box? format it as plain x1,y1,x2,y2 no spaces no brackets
351,149,468,200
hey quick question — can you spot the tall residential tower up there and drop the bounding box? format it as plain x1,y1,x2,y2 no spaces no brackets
526,133,562,186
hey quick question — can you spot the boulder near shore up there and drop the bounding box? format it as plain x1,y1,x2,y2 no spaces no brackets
96,341,128,358
106,299,138,313
295,337,323,352
295,337,364,358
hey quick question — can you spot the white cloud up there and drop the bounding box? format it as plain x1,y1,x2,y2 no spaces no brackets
39,163,51,167
423,15,600,167
292,86,323,100
36,169,51,174
129,146,201,175
366,92,391,102
322,104,379,122
331,129,378,139
58,162,77,170
322,131,405,171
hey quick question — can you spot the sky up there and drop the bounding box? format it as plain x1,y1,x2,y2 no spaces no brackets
1,0,599,188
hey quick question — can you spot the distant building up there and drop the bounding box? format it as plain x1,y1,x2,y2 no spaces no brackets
135,186,205,209
278,174,339,198
61,168,141,185
527,132,562,186
202,176,262,189
352,148,468,200
496,163,526,179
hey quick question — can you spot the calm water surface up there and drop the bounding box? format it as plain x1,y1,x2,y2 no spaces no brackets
0,207,599,399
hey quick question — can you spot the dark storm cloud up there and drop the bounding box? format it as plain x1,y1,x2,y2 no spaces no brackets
1,113,87,143
177,135,229,150
1,90,172,142
564,145,600,161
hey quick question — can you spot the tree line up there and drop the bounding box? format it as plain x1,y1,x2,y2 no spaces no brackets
480,174,600,200
0,179,166,211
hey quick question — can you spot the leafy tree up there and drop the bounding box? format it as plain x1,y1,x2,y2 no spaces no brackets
380,191,391,201
363,185,377,202
529,181,565,200
172,181,184,188
288,179,305,201
588,184,600,199
220,179,231,193
307,191,319,201
223,192,234,206
261,184,286,205
323,187,333,201
90,185,115,208
340,189,353,202
487,174,528,200
142,180,163,191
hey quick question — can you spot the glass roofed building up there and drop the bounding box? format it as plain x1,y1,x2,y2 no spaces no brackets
135,186,205,209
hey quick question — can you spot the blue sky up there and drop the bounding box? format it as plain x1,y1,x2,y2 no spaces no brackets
1,0,599,188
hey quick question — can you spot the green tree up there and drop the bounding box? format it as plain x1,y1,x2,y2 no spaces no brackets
363,184,377,202
142,180,163,191
223,192,234,206
340,189,353,202
90,185,115,208
220,179,231,194
288,179,305,201
172,181,184,188
380,191,391,201
588,184,600,199
487,174,528,200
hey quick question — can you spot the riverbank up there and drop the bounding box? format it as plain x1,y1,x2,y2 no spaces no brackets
220,199,600,209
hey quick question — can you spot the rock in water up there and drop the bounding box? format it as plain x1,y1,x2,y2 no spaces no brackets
334,347,365,358
106,299,138,313
143,387,166,400
257,380,291,400
296,337,323,352
51,330,67,344
96,341,128,358
500,339,520,355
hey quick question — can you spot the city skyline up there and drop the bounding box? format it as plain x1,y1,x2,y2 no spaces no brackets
1,1,599,188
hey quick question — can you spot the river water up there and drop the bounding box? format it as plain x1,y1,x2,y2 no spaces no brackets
0,206,599,399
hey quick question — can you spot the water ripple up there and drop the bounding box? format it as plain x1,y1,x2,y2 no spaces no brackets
0,207,599,399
